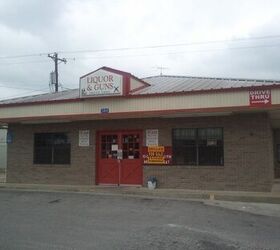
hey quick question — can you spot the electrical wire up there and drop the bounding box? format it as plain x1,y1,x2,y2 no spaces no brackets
56,34,280,55
0,59,50,66
1,34,280,60
66,42,280,61
1,41,280,66
0,83,48,91
0,78,72,96
0,88,49,101
0,52,48,60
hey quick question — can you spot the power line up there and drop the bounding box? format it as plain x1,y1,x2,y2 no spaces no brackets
0,52,48,60
0,59,50,66
0,81,73,93
0,57,75,67
0,84,45,91
1,34,280,60
70,42,280,61
57,34,280,55
0,80,49,90
1,41,280,67
0,88,49,101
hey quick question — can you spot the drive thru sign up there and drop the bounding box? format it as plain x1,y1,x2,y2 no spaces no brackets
249,89,271,107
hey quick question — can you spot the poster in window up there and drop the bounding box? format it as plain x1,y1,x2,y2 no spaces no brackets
207,139,217,146
79,130,90,147
146,129,158,146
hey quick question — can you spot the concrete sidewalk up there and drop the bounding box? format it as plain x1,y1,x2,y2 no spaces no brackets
0,172,5,183
1,182,280,204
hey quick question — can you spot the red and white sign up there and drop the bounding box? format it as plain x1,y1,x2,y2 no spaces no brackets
249,89,271,107
80,69,123,97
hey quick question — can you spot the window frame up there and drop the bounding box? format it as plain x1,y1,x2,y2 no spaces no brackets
172,127,224,166
33,132,71,165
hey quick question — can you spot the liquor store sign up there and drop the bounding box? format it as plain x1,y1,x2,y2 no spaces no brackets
80,69,123,97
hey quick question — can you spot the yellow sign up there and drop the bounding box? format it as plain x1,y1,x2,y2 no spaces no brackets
143,146,172,165
147,146,165,164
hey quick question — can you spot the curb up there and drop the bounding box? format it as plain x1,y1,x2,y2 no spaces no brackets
0,184,280,204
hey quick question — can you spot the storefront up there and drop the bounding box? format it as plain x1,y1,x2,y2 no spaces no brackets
0,66,280,191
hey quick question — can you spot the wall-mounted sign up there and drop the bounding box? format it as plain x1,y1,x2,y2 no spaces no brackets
101,108,109,113
79,130,90,147
249,89,271,107
6,131,13,144
142,146,172,164
146,129,158,146
80,69,123,97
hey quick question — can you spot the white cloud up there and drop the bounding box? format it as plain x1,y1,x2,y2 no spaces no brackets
1,0,280,99
0,23,46,55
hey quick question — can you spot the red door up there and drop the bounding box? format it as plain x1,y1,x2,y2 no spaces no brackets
97,131,142,185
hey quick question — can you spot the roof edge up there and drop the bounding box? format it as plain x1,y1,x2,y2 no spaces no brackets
80,66,133,79
142,74,280,84
1,104,279,124
80,66,150,88
0,84,279,108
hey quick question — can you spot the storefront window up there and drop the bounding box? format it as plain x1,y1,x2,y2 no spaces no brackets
172,128,223,166
122,134,140,159
34,133,71,165
101,134,118,159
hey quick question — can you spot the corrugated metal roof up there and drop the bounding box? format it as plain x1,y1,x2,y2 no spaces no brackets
136,75,280,94
0,89,79,105
0,75,280,105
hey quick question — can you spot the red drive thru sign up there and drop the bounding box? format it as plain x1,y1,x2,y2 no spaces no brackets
249,89,271,107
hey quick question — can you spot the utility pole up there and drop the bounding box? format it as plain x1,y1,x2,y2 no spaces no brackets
48,52,67,92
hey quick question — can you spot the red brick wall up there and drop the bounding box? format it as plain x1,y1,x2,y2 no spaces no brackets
6,113,274,191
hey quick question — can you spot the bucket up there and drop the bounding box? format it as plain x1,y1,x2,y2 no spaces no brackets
147,176,157,190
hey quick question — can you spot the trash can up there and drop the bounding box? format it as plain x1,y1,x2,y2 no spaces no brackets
147,176,157,190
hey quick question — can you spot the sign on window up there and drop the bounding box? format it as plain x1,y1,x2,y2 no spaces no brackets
79,130,90,147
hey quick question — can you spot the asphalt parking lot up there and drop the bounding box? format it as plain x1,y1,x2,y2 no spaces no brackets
0,190,280,250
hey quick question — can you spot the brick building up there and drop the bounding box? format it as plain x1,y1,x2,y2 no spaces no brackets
0,128,7,170
0,66,279,191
